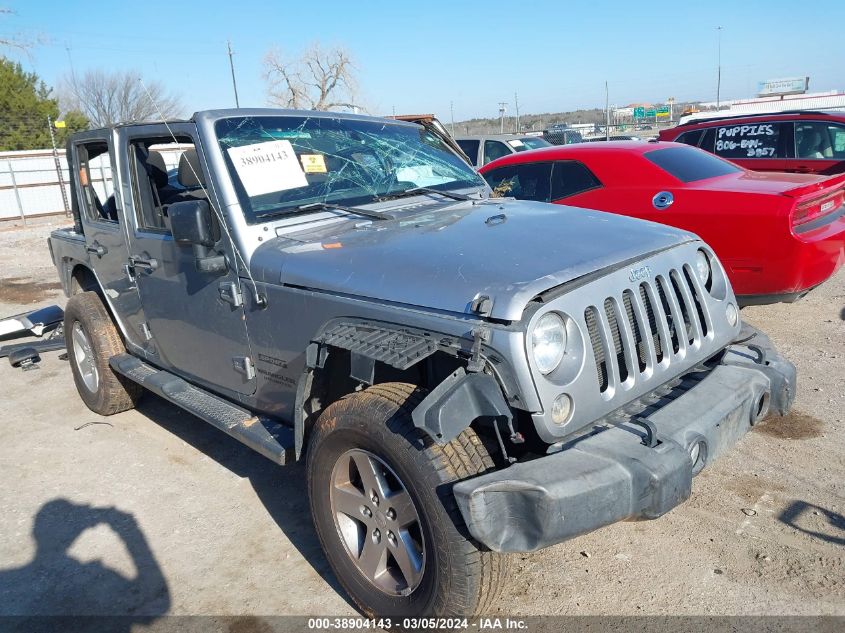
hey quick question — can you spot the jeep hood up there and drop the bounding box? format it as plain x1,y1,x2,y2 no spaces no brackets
250,199,695,321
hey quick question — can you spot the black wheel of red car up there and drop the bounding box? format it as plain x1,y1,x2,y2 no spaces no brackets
64,291,142,415
306,382,508,617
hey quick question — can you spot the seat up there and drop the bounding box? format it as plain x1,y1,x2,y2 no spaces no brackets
797,127,824,159
146,150,179,205
177,148,206,188
164,148,208,207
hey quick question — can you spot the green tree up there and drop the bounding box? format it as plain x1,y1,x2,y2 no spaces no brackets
0,57,88,150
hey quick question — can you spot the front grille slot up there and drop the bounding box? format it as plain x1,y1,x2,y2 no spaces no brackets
622,291,647,372
639,283,664,363
585,263,710,397
585,306,608,392
603,298,628,384
656,277,681,354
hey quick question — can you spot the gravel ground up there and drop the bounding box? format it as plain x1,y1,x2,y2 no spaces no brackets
0,218,843,619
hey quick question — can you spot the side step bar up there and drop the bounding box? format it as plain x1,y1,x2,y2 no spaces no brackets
109,354,294,465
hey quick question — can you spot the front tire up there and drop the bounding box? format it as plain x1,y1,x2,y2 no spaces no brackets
307,382,508,617
64,291,142,415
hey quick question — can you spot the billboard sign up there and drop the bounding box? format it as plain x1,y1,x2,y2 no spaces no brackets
757,77,809,97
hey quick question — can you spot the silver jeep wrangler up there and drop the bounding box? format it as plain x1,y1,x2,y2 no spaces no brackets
48,109,795,617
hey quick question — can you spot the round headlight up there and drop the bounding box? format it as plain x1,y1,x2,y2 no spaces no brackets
532,313,566,375
694,250,711,286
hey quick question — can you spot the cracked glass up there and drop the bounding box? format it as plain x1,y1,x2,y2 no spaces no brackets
215,116,486,224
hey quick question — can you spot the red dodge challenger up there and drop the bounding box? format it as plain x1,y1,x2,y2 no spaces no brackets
479,141,845,306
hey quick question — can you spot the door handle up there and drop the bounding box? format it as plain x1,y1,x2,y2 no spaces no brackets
129,255,159,272
86,241,107,257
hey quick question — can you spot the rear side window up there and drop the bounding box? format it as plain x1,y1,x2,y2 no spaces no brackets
713,122,786,159
644,146,740,182
675,130,704,147
483,140,512,165
456,139,480,165
795,121,845,159
551,161,602,200
483,162,552,202
76,142,118,223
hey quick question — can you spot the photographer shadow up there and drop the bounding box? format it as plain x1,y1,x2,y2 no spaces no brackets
0,498,170,626
779,500,845,546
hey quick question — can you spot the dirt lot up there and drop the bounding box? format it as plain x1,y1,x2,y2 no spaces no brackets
0,218,843,619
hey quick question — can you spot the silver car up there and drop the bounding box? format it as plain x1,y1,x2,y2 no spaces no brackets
455,133,551,167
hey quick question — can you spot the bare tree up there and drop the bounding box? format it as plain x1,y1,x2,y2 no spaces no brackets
1,7,30,51
60,69,183,127
263,43,360,111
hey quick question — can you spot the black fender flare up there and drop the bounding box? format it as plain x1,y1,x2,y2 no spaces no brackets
411,367,513,444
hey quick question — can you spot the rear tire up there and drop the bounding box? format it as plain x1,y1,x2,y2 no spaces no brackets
64,291,142,415
307,382,508,617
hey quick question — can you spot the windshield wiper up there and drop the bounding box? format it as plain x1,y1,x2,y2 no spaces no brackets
378,186,474,202
257,202,392,221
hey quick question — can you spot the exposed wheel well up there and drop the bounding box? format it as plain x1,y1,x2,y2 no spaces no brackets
68,264,127,346
70,264,99,295
297,346,513,466
306,347,466,425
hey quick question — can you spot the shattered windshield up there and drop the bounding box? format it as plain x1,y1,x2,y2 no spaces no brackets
215,115,485,223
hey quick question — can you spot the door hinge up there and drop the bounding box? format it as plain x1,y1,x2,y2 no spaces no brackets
218,281,243,308
232,356,255,380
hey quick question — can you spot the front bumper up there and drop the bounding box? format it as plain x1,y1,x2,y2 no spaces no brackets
452,323,796,553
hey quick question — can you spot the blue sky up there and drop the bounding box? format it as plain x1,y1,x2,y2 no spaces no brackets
3,0,843,121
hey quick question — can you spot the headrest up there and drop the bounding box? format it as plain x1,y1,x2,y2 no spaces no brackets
178,149,205,188
146,151,168,189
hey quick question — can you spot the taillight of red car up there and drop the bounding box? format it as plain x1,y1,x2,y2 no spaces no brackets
792,186,845,230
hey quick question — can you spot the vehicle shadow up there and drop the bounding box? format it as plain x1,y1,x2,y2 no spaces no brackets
0,498,170,628
134,394,353,609
778,500,845,546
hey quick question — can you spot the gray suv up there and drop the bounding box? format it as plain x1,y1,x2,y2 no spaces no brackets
48,108,795,618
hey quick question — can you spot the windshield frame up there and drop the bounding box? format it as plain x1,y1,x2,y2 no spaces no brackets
213,114,486,224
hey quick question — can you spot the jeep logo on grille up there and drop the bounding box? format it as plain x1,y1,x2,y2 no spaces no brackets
629,265,651,282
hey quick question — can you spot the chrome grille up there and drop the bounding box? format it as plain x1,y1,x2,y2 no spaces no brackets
585,264,712,397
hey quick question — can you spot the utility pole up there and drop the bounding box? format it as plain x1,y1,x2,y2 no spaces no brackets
450,101,455,136
716,26,723,108
498,102,507,134
605,81,610,141
514,92,520,133
227,40,240,108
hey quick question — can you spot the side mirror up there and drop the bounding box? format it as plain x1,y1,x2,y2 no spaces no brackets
167,199,227,274
168,200,215,247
